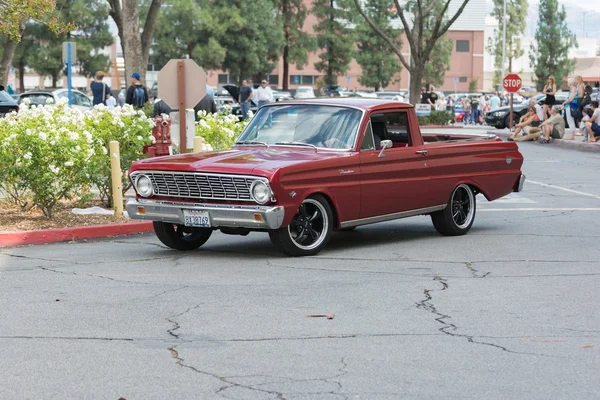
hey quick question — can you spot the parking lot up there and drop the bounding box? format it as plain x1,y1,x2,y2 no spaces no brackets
1,135,599,399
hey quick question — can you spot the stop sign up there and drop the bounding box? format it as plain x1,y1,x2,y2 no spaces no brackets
503,73,522,93
158,59,206,109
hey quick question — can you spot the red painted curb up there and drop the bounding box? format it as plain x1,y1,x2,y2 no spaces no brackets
0,221,154,247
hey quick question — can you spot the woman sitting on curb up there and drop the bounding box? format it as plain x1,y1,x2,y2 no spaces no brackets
585,101,600,143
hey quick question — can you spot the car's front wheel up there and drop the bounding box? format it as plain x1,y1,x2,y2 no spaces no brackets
153,221,212,250
431,184,476,236
269,195,333,256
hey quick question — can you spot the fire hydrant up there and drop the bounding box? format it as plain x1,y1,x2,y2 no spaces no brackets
144,116,172,157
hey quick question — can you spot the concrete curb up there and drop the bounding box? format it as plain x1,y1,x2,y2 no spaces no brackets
0,221,154,247
486,130,600,152
420,125,464,129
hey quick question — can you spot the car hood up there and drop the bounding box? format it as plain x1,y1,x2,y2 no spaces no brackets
222,84,240,100
130,147,353,178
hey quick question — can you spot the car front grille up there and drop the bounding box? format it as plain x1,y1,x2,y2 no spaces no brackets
140,172,259,202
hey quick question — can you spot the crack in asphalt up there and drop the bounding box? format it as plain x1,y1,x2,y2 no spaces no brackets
465,262,490,279
416,276,549,356
37,266,157,286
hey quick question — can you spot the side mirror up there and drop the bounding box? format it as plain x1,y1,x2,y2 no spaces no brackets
378,140,392,158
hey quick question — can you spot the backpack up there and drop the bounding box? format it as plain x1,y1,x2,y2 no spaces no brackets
579,85,592,110
470,97,479,106
133,86,145,108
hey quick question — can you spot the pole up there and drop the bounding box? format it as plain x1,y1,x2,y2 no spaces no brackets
177,60,187,153
501,0,507,87
193,136,205,153
509,93,514,132
109,140,123,216
67,42,73,106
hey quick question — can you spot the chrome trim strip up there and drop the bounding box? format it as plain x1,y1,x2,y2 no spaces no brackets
126,199,285,229
339,204,447,228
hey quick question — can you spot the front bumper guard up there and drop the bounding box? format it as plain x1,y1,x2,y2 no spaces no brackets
514,173,526,192
126,199,285,230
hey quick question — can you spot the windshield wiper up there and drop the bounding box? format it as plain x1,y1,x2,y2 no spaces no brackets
234,140,268,146
274,141,318,150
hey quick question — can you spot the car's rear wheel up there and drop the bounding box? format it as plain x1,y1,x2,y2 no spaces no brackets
431,184,476,236
504,113,520,130
153,221,212,250
269,195,333,256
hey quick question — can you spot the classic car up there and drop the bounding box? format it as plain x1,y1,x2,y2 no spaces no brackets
126,99,525,256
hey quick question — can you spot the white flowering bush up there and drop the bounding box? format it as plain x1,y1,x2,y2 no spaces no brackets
0,100,94,218
84,104,154,206
195,109,251,151
0,100,155,218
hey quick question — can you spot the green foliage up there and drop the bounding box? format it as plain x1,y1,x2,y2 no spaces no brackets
195,109,250,151
0,0,75,41
486,0,528,87
24,0,112,84
219,0,284,82
312,0,355,85
469,78,479,93
423,37,453,89
150,0,226,71
0,101,154,217
353,0,402,90
417,111,454,126
529,0,577,91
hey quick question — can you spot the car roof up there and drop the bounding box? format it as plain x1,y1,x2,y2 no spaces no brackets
266,98,413,111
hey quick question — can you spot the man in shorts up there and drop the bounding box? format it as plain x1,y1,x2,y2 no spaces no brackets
585,101,600,142
537,105,566,143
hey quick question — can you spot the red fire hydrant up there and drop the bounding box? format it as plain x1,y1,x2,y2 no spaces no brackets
144,116,172,157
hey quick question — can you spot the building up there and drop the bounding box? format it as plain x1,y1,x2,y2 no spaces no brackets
207,0,487,92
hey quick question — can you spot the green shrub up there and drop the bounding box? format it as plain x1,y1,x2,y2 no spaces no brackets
195,109,251,151
418,110,454,126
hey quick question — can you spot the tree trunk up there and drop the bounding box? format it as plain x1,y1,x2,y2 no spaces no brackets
0,39,18,87
283,42,289,90
18,61,25,93
122,0,144,85
409,61,423,105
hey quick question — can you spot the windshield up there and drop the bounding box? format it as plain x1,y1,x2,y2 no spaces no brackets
237,104,362,150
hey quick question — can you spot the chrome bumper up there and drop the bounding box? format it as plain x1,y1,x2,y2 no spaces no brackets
514,173,526,192
126,199,285,229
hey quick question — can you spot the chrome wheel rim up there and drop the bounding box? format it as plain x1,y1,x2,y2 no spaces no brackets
287,199,329,250
451,184,475,229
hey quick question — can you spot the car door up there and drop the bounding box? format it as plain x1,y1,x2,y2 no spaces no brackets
358,110,435,219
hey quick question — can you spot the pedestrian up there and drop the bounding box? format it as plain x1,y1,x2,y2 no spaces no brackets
255,79,273,108
542,76,557,119
585,101,600,142
105,92,117,108
561,77,581,140
428,87,438,108
420,87,429,104
489,91,501,110
238,80,253,120
529,105,566,143
90,71,110,106
477,92,487,123
462,96,471,125
193,94,218,121
125,72,148,108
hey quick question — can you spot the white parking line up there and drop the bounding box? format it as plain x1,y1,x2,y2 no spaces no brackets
528,180,600,200
479,208,600,212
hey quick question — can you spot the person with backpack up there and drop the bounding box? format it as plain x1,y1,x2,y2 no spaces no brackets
125,72,148,108
90,71,110,106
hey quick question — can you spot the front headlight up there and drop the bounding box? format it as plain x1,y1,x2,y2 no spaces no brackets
251,180,272,204
135,174,153,197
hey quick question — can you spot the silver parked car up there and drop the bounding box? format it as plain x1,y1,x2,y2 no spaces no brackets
18,89,93,111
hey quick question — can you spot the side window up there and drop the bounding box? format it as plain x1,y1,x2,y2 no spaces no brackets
360,120,375,151
370,111,412,148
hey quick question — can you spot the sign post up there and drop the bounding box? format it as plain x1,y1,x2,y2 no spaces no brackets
62,42,76,106
503,73,522,131
453,77,458,95
158,59,207,153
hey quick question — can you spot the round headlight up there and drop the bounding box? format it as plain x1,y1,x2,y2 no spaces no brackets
136,175,153,197
251,181,271,204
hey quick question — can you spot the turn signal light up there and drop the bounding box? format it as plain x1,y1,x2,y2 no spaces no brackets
137,206,146,214
253,213,263,222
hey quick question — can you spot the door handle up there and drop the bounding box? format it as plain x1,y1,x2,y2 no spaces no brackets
415,149,428,156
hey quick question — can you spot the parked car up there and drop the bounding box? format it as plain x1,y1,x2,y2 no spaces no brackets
221,84,259,118
0,86,19,116
272,90,294,102
126,98,525,256
376,91,407,100
294,86,316,99
485,92,569,129
18,89,93,111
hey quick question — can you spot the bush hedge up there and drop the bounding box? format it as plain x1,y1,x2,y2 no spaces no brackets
417,110,455,126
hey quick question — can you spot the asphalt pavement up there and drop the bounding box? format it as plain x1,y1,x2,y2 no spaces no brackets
1,128,599,399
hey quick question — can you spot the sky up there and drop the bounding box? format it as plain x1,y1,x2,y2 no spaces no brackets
557,0,600,13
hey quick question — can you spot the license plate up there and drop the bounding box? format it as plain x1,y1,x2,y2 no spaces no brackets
183,210,211,227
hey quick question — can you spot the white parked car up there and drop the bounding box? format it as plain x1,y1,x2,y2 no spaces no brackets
19,89,93,111
294,86,316,99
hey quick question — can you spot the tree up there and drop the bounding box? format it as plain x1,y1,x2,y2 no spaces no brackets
219,0,284,83
529,0,577,91
149,0,226,71
25,0,112,87
354,0,470,104
312,0,354,86
277,0,316,90
354,0,402,91
469,78,478,93
486,0,528,88
107,0,163,86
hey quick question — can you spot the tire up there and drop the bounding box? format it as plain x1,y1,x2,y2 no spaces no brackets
269,194,333,256
153,221,212,250
431,184,476,236
504,113,519,130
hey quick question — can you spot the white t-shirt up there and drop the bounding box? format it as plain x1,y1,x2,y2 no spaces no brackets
255,86,273,102
591,108,600,123
534,104,544,121
106,96,117,108
478,95,486,110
